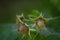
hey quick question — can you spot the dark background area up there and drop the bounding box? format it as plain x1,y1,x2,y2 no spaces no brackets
0,0,60,23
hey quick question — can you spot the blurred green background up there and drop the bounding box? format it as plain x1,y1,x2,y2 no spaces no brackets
0,0,60,23
0,0,60,40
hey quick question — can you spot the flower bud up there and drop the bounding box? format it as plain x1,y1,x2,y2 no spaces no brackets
18,24,29,35
35,18,46,29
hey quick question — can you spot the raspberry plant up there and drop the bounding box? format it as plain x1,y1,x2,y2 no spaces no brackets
16,10,60,40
